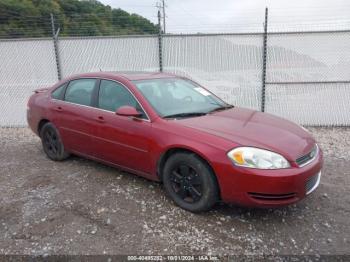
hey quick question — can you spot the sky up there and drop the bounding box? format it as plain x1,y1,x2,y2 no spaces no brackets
100,0,350,33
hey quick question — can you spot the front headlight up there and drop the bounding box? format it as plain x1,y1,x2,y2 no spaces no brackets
227,147,290,169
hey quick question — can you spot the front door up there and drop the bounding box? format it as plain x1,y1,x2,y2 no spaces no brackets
93,79,153,174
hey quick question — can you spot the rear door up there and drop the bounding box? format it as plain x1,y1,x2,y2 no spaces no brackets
93,79,153,174
54,78,99,157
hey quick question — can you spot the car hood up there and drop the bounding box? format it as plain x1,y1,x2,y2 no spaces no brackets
176,107,315,161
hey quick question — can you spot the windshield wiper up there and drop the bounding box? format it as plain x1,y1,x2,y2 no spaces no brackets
163,112,207,119
208,104,234,113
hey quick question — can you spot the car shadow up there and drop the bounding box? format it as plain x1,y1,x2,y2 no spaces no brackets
67,154,312,223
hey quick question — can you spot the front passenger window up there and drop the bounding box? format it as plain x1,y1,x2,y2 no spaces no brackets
65,79,96,106
98,80,147,119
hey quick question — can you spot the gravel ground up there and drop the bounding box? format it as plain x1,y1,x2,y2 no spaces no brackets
0,127,349,256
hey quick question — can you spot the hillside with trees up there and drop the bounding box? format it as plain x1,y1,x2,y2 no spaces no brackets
0,0,159,38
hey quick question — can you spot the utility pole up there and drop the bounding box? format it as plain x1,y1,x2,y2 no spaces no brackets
162,0,166,34
156,0,166,34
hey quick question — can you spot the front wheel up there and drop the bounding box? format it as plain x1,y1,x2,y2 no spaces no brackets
162,152,219,212
40,122,70,161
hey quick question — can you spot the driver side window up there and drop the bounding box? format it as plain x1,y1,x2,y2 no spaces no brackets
98,80,147,119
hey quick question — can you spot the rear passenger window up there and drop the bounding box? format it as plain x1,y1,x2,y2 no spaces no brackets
65,79,96,106
51,84,66,100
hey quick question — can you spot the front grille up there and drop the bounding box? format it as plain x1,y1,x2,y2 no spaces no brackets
305,172,321,195
296,144,318,167
248,192,296,201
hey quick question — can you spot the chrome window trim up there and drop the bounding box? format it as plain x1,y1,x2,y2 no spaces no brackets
297,144,319,168
50,76,151,122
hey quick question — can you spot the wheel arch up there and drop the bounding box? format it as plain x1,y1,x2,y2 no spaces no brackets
156,146,221,198
37,119,50,135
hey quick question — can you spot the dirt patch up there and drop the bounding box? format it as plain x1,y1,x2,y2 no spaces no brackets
0,127,349,255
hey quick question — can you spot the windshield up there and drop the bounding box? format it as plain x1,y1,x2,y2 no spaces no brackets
133,78,230,118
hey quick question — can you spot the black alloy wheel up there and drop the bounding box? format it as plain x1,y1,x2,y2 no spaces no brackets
170,164,203,203
163,152,219,212
40,122,70,161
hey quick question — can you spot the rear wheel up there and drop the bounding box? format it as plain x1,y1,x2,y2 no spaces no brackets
40,122,70,161
163,152,219,212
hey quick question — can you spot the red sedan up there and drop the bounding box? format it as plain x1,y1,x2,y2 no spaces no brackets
27,72,323,212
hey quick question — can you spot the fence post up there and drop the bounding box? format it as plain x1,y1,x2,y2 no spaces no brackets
50,13,62,80
261,7,268,112
157,10,163,72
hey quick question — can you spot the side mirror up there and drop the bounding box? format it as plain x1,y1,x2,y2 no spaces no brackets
116,106,142,117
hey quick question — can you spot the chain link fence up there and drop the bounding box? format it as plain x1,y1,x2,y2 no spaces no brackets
162,34,263,111
265,30,350,125
0,30,349,127
59,36,160,76
0,38,58,126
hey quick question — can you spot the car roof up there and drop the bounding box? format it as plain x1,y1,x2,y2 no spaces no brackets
70,71,178,81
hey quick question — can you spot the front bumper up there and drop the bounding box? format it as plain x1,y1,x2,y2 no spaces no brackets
214,149,323,207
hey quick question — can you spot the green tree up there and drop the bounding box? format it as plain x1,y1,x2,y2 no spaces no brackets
0,0,158,38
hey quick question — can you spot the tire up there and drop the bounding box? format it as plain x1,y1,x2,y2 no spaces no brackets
40,122,70,161
163,152,219,212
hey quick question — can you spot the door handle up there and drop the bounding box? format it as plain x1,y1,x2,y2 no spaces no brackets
54,106,63,112
96,116,105,123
